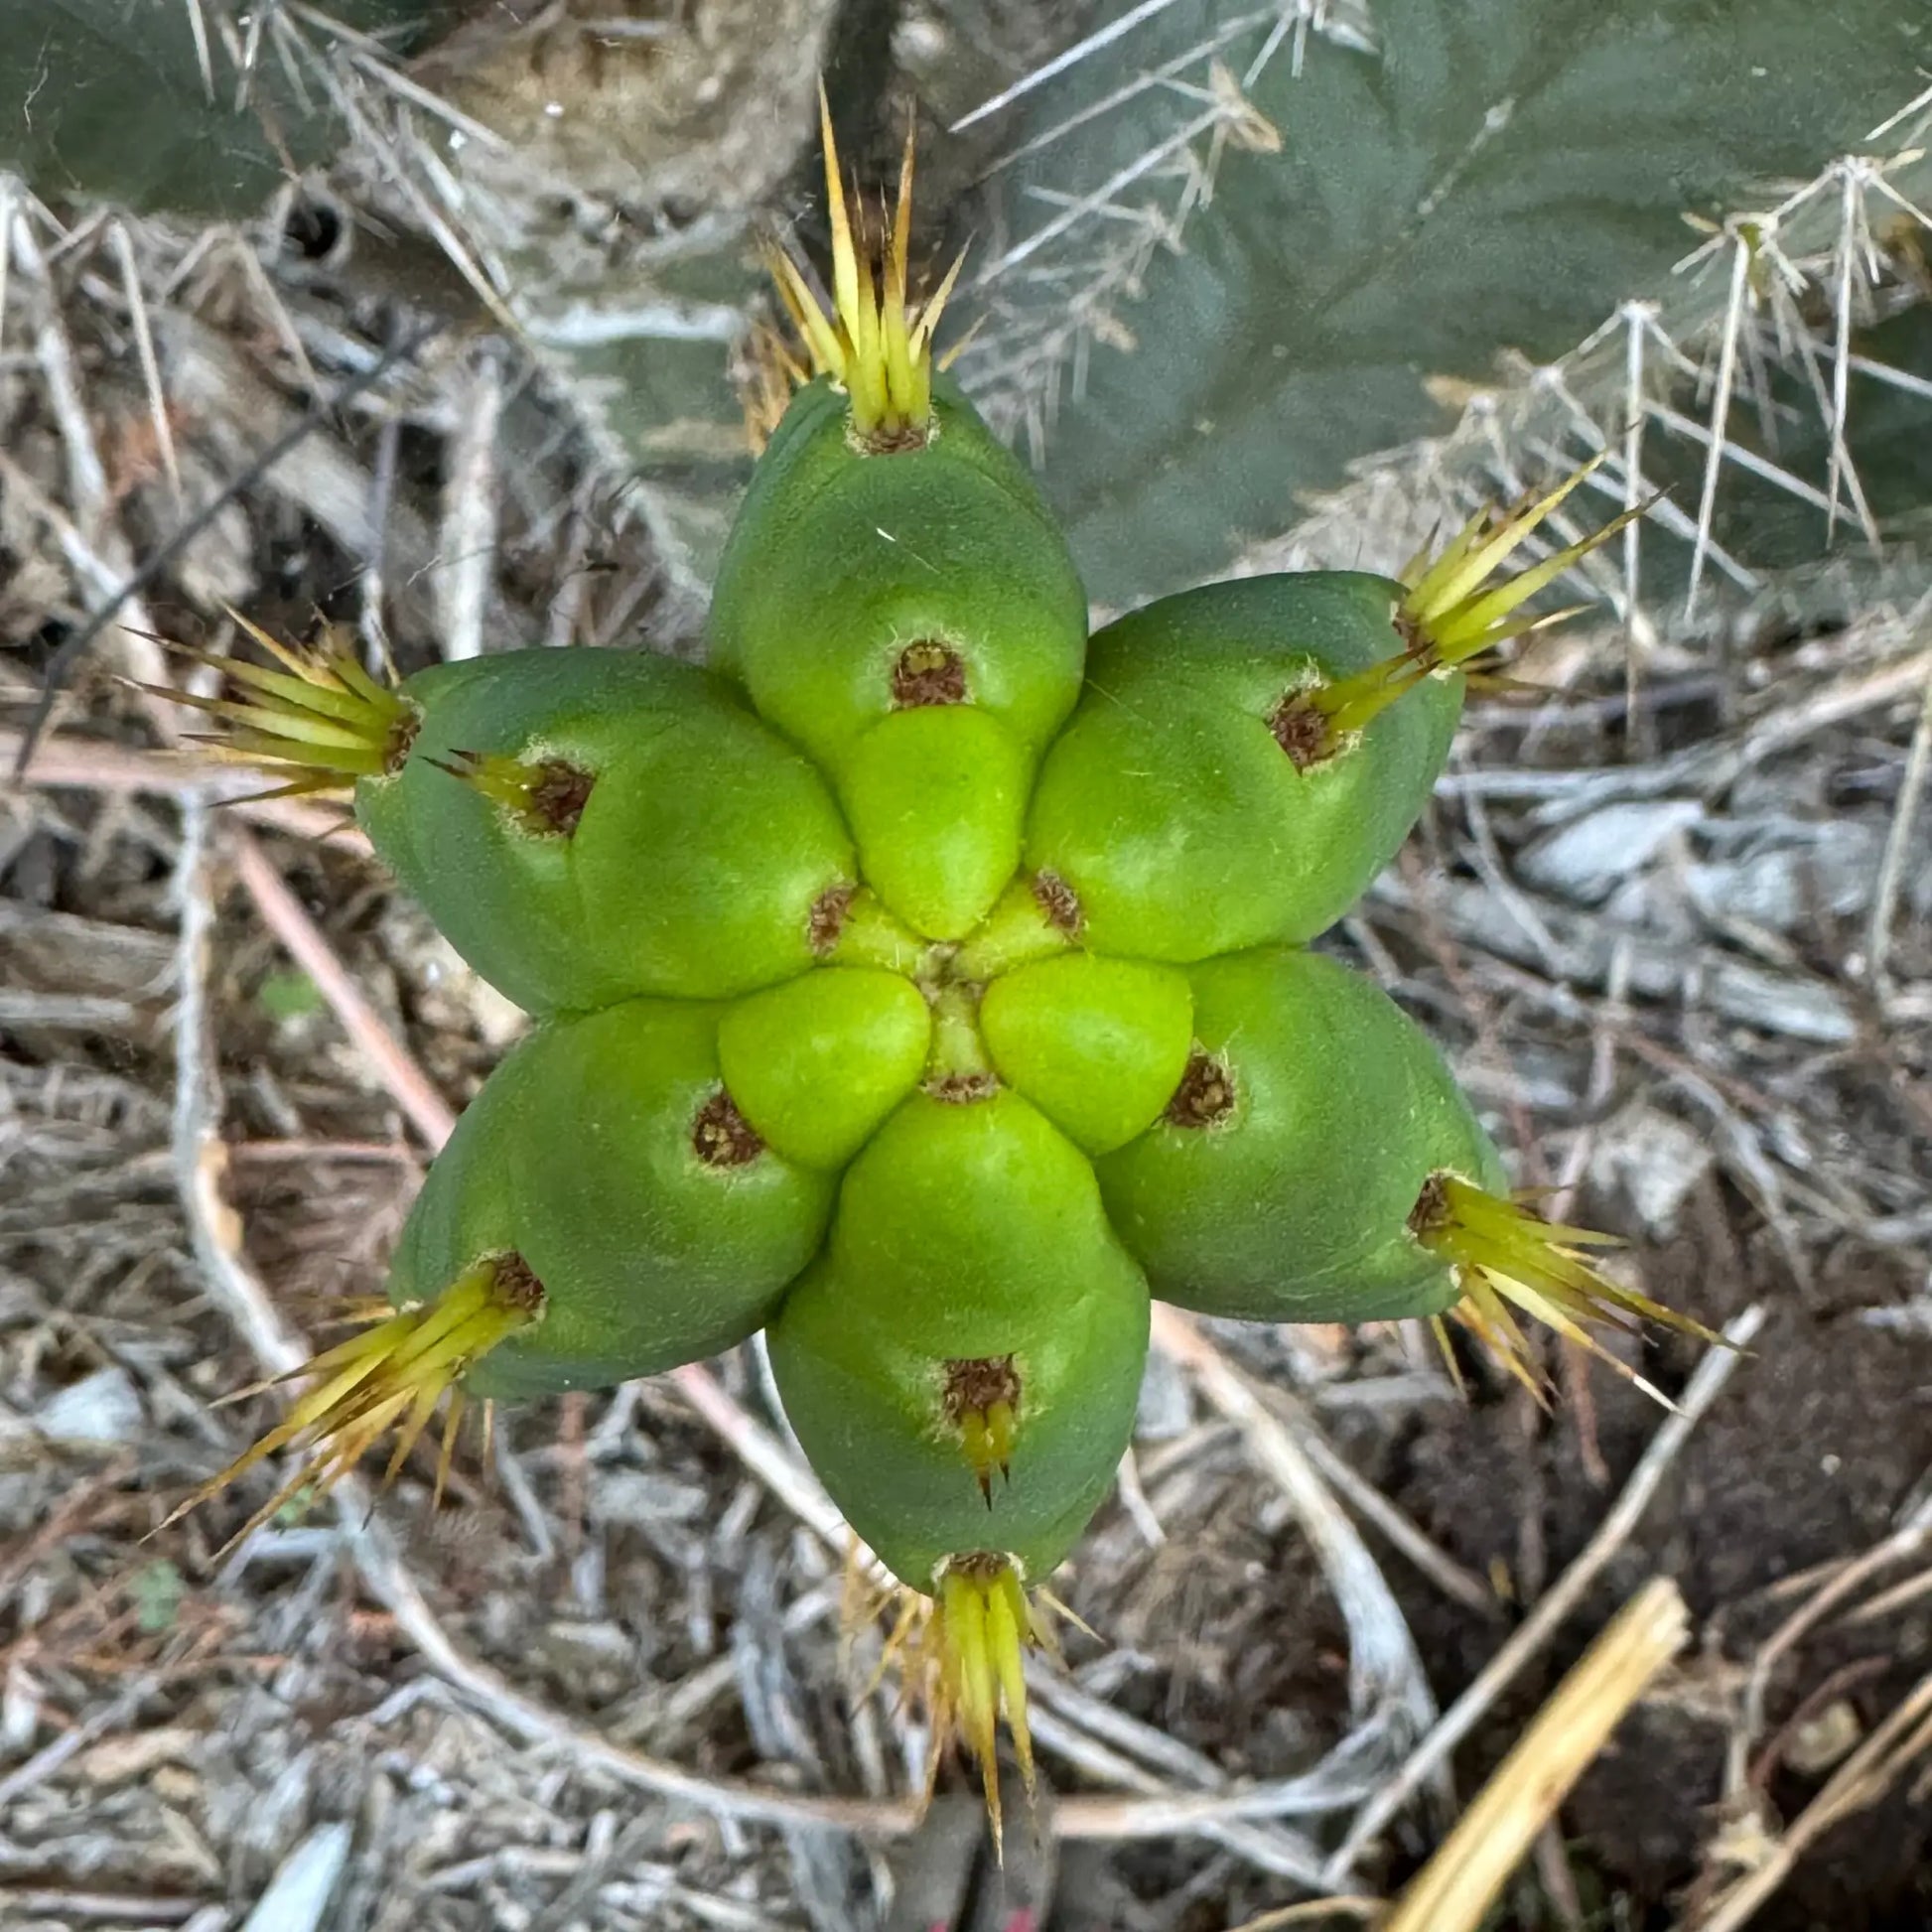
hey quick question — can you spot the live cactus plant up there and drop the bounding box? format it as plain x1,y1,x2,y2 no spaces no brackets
951,0,1931,609
171,102,1710,1838
2,2,466,216
1026,472,1638,960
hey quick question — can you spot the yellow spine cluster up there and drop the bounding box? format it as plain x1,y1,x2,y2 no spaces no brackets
761,89,964,447
1415,1175,1721,1405
160,1259,540,1554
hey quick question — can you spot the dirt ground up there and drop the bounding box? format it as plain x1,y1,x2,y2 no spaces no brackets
4,10,1932,1932
1392,1190,1932,1932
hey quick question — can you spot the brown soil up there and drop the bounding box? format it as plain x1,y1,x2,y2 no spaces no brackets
1377,1177,1932,1931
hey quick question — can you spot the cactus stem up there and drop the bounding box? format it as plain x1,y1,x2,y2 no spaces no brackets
1272,459,1655,760
142,615,418,799
1163,1048,1235,1128
943,1356,1022,1502
158,1254,543,1555
760,86,964,451
433,749,596,837
820,886,929,973
1411,1173,1722,1407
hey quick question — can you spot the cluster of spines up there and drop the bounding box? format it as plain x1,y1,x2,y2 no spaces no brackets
159,1255,542,1555
759,88,964,448
1413,1175,1720,1407
858,1551,1063,1855
944,1355,1020,1503
1272,460,1651,763
430,748,596,837
143,614,419,800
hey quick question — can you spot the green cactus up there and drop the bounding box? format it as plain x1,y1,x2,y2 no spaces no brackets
949,0,1932,609
1095,945,1506,1325
168,109,1712,1841
1,1,465,216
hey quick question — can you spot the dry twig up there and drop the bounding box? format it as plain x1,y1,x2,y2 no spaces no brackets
1682,1665,1932,1932
1380,1578,1689,1932
227,826,456,1148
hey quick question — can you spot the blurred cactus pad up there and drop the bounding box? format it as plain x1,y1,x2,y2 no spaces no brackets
0,1,470,215
948,0,1932,607
166,109,1713,1827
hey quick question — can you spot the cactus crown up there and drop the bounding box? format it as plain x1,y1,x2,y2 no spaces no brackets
144,95,1720,1854
762,88,964,450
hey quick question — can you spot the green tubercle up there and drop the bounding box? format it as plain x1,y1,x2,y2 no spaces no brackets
841,706,1030,941
1096,946,1497,1323
717,968,931,1170
1024,572,1458,958
980,952,1193,1155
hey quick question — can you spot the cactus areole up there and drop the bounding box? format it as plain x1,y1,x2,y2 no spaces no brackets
168,93,1707,1842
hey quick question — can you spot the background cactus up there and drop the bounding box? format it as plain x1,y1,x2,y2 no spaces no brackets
943,0,1932,612
0,0,466,215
